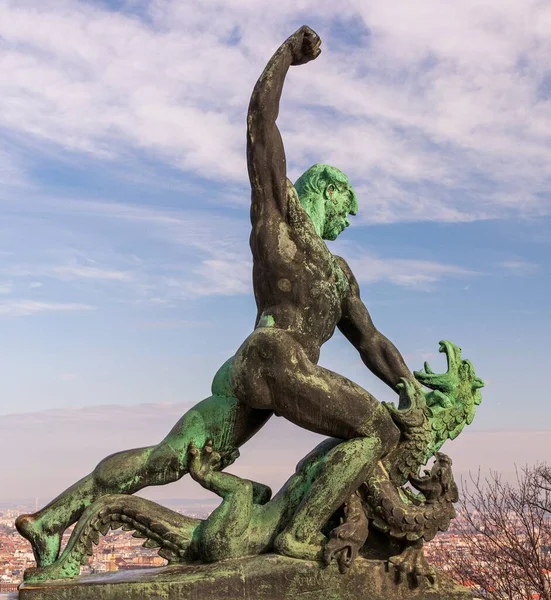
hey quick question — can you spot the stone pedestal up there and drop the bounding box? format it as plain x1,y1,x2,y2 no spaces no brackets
18,554,472,600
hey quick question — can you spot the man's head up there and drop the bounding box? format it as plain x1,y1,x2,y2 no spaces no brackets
294,164,358,241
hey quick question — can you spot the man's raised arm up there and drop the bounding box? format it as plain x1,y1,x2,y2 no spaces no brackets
247,26,321,220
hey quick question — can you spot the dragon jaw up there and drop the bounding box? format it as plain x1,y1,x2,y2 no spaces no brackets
414,341,461,394
414,340,484,402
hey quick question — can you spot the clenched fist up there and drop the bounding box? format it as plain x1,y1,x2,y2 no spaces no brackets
288,25,322,66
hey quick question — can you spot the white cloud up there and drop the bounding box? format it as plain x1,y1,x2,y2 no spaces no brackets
60,373,77,382
2,261,134,283
0,0,549,222
0,281,13,294
4,197,253,301
0,300,95,317
0,145,29,187
49,265,133,282
0,199,253,304
1,191,479,304
186,256,252,297
26,197,249,256
499,260,540,275
139,319,210,329
54,199,469,296
0,0,247,180
346,254,478,289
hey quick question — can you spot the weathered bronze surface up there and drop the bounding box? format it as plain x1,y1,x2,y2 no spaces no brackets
15,25,484,598
19,554,472,600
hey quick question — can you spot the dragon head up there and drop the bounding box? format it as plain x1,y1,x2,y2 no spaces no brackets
408,452,459,504
414,341,484,451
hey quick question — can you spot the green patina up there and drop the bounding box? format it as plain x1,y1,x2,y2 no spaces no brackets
382,341,485,483
295,164,358,241
258,313,276,328
15,159,484,589
19,554,472,600
23,341,483,586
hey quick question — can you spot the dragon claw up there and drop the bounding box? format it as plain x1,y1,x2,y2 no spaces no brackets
396,377,423,412
323,493,369,574
324,541,358,574
387,544,435,588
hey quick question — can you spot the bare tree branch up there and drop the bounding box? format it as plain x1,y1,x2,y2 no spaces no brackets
427,464,551,600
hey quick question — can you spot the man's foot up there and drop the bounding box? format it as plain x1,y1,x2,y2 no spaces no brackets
15,514,62,567
274,530,325,561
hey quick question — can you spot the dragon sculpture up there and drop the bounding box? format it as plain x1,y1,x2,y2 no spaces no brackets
23,340,483,587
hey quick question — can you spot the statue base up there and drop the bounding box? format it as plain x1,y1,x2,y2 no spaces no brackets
18,554,472,600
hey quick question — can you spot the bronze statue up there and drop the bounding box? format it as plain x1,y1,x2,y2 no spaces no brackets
16,26,484,594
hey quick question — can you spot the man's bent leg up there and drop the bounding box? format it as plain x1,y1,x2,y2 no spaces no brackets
17,394,271,567
233,330,400,558
233,329,400,443
16,443,181,568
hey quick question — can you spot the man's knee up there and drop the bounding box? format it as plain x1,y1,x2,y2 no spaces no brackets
331,437,383,468
146,442,184,477
358,405,400,455
94,450,127,489
378,425,399,455
94,448,139,484
94,445,179,489
354,436,383,460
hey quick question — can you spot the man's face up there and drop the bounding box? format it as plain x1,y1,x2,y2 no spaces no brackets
322,185,355,241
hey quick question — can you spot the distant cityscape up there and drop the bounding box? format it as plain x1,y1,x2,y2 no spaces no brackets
0,503,533,598
0,500,217,593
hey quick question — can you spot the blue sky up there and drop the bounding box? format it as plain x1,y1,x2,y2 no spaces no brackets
0,0,550,500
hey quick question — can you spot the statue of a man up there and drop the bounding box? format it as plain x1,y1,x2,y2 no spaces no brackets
17,25,416,566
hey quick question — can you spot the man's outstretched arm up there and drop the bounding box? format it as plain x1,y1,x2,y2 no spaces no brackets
247,26,321,221
336,259,415,391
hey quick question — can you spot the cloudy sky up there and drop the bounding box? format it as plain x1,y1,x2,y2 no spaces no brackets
0,0,550,503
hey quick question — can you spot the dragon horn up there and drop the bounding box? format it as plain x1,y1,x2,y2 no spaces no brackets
472,377,485,390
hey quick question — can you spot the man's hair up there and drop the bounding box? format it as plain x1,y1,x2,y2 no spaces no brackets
294,164,358,214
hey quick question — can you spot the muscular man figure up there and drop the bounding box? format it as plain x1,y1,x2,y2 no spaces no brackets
17,25,415,566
